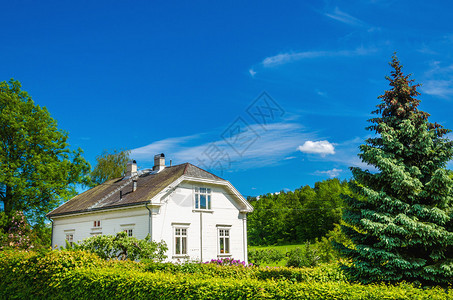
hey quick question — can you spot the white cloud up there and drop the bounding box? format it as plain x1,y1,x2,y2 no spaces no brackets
298,140,335,156
422,61,453,99
261,46,376,67
284,156,296,160
422,80,453,98
249,68,257,77
315,168,343,178
131,122,314,171
324,7,366,27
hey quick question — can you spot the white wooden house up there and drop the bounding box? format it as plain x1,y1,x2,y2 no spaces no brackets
47,154,253,262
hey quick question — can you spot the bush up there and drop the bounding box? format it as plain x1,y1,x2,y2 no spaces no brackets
286,242,320,268
0,211,34,250
248,248,285,266
0,250,103,298
1,251,451,299
69,231,168,261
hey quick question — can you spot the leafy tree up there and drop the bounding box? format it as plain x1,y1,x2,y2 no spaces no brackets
247,179,350,245
336,56,453,286
90,149,130,187
68,231,167,261
0,79,90,223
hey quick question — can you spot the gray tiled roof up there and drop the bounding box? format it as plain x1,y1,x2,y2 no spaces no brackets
47,163,225,217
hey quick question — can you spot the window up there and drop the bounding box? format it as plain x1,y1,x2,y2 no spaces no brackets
218,229,230,254
66,234,74,246
93,220,101,228
124,229,133,237
174,227,187,255
194,187,211,210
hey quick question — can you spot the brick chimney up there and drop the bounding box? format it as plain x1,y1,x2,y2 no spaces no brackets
153,153,165,172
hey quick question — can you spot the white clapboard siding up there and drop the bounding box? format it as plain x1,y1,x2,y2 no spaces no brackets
52,180,249,263
52,206,149,249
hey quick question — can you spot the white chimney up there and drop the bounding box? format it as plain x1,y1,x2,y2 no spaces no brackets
153,153,165,172
125,160,137,177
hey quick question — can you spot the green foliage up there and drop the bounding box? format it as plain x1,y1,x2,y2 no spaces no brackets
286,242,320,268
0,211,34,250
248,226,351,267
0,250,103,298
336,56,453,286
248,178,351,245
248,248,286,266
70,231,168,261
0,211,52,251
90,149,131,187
1,250,450,299
0,79,91,223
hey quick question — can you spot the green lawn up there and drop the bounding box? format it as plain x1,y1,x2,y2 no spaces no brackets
249,243,306,252
248,243,306,267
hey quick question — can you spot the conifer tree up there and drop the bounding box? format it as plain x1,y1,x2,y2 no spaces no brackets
336,56,453,286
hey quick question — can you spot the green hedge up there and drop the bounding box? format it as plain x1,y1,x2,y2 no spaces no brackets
0,250,451,299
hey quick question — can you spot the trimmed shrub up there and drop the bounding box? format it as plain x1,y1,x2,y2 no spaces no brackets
1,251,451,299
14,267,453,299
0,250,103,298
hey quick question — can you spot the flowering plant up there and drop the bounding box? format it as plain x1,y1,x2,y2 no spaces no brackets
0,211,34,251
204,257,253,267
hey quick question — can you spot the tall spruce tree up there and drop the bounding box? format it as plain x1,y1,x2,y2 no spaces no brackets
336,56,453,286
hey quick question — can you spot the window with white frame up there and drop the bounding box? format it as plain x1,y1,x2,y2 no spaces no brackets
218,228,230,254
93,220,101,228
194,187,211,210
174,227,187,255
124,229,133,237
66,234,74,246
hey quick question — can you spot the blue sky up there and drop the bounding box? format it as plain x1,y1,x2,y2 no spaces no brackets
1,0,453,197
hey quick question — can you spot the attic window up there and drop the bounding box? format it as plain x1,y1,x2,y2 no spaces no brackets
93,220,101,228
194,187,211,210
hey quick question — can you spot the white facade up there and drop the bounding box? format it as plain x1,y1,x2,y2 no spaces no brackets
51,177,252,263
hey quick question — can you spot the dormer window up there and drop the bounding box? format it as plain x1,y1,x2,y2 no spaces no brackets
194,187,211,210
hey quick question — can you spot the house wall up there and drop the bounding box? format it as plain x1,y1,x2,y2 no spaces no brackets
51,206,149,248
152,181,247,263
51,180,248,263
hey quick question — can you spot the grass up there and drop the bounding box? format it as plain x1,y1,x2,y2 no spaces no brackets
248,243,307,267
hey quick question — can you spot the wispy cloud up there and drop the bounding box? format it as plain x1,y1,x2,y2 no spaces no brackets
298,140,335,156
422,61,453,99
422,80,453,98
261,46,375,67
249,68,257,77
324,7,366,27
315,168,343,178
131,122,315,171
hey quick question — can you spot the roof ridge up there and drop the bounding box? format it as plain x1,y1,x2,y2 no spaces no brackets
185,162,226,181
183,162,189,174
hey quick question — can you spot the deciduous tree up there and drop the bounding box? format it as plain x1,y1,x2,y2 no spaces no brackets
0,79,90,223
90,149,130,187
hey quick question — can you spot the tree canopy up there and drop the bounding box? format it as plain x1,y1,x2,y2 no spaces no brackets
0,79,90,223
89,149,130,187
336,56,453,286
247,178,350,245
